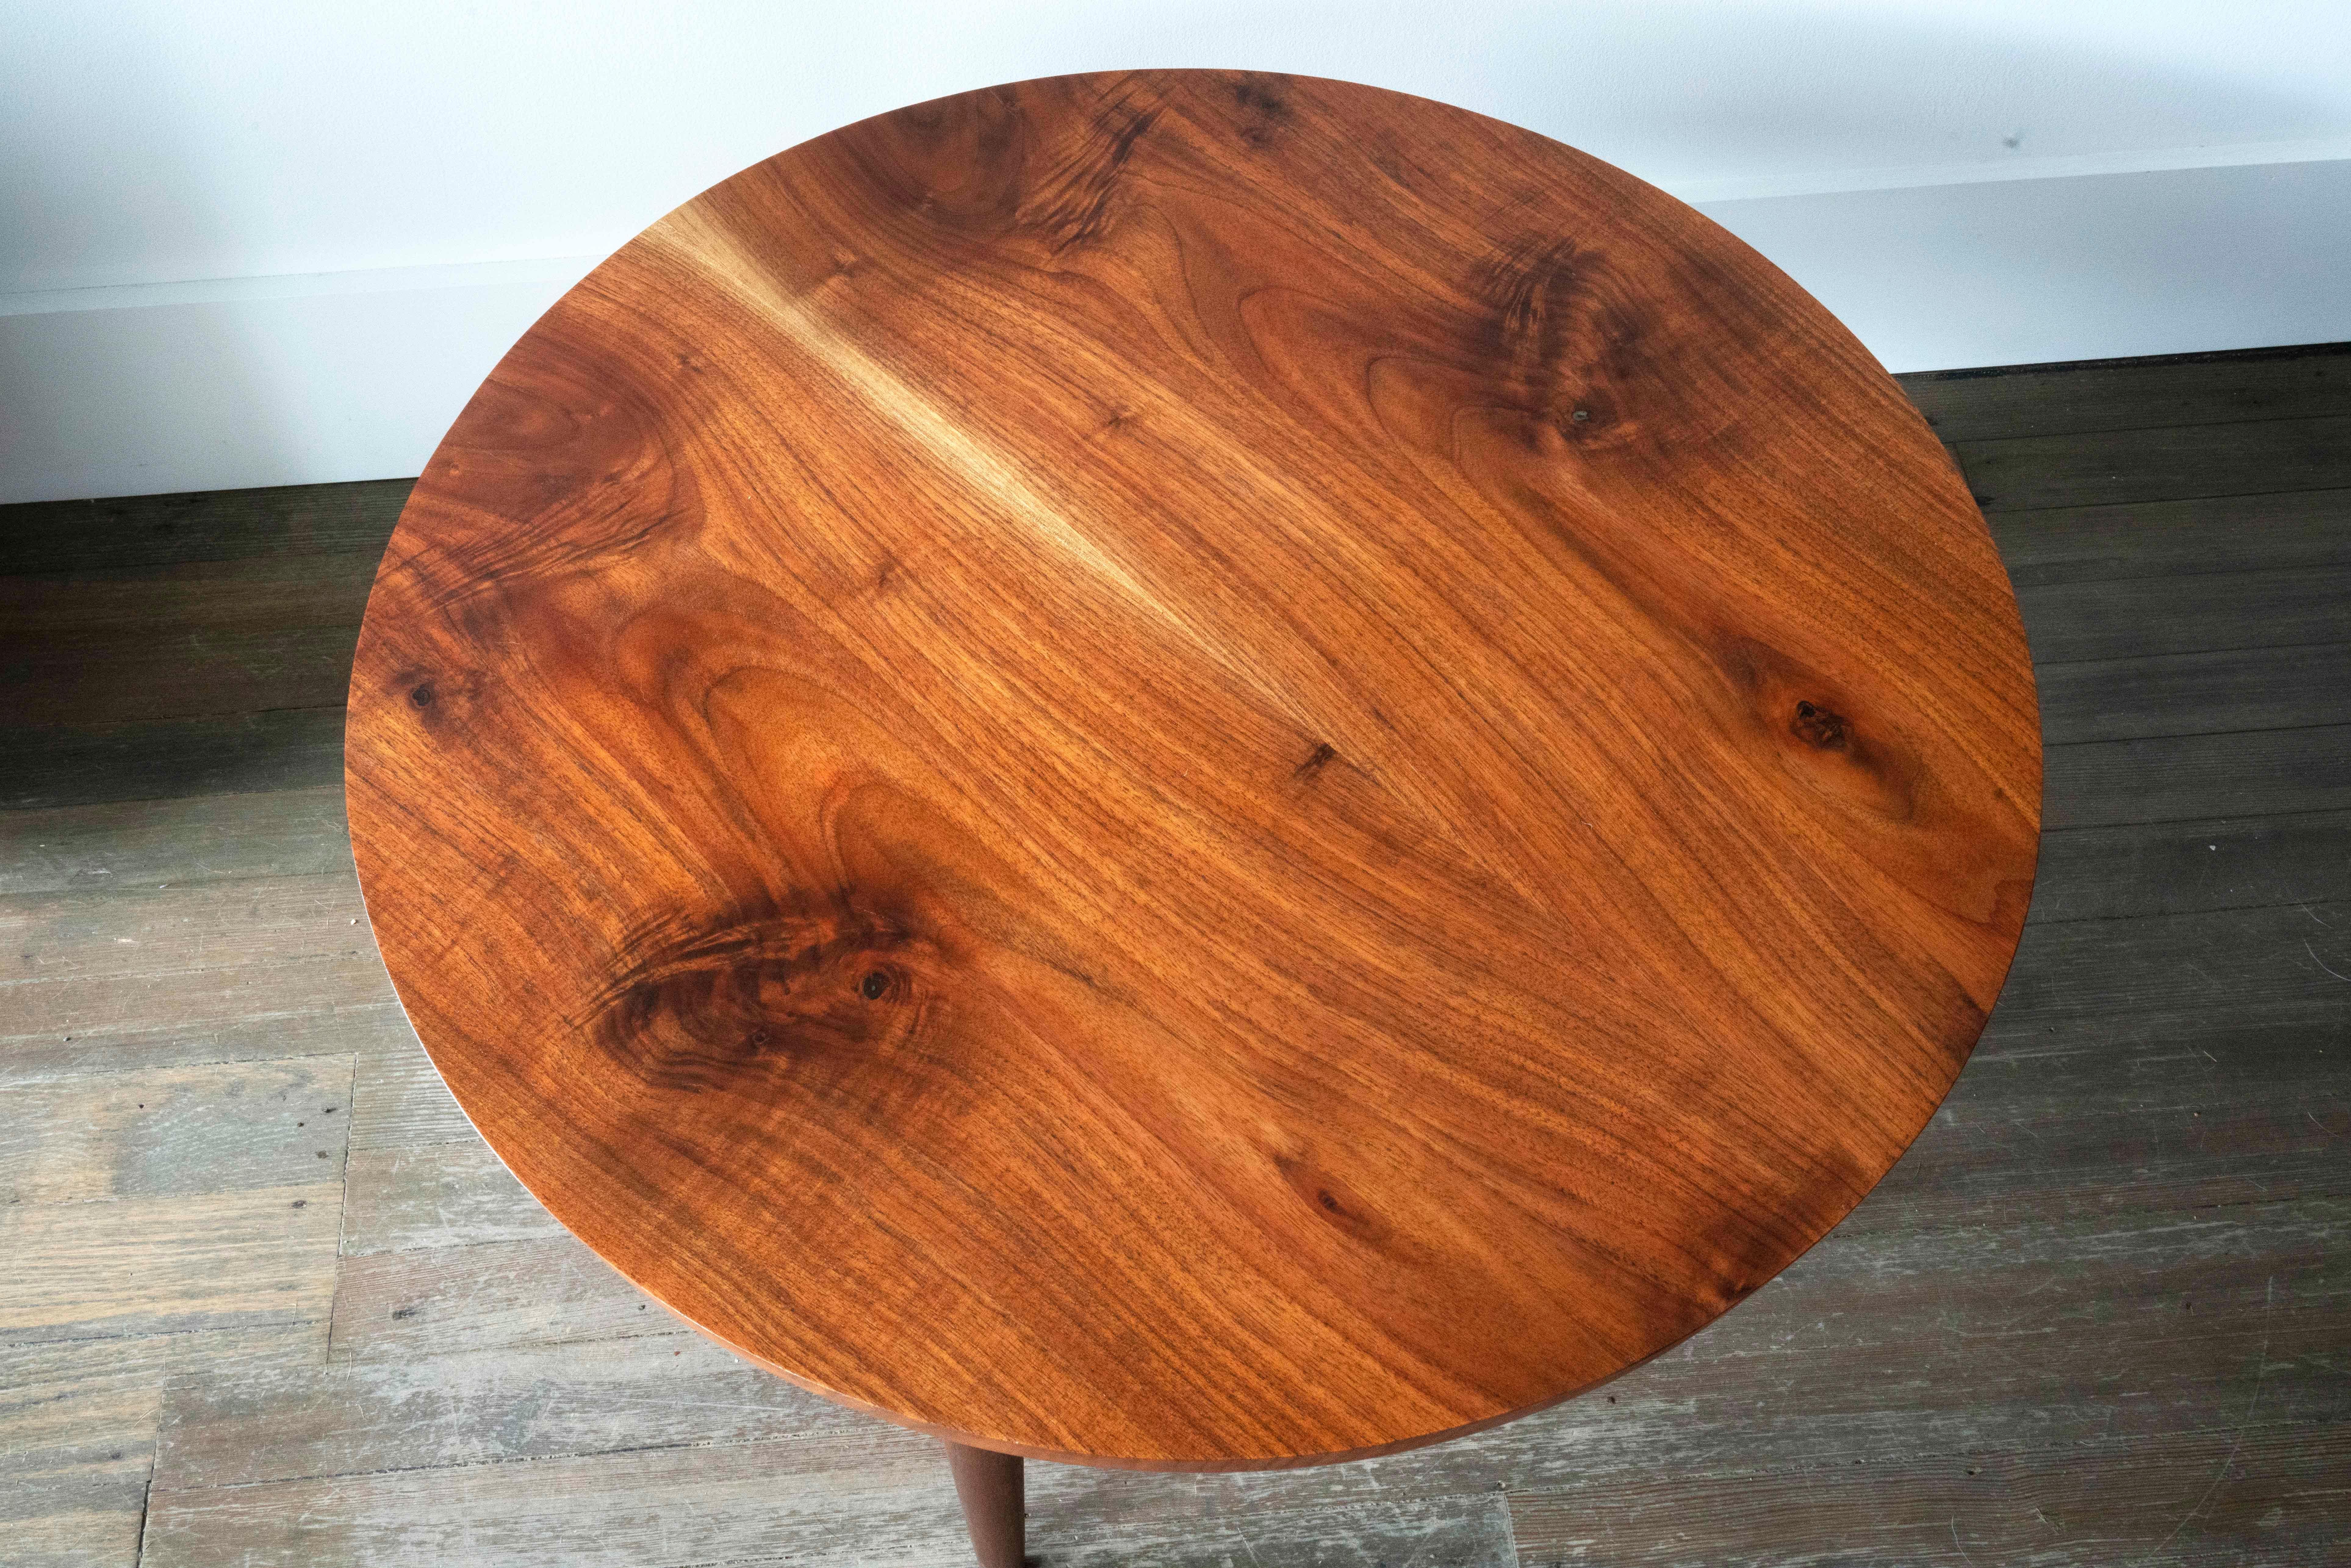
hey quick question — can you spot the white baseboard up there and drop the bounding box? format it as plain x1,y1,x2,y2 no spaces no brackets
5,157,2346,507
0,269,584,507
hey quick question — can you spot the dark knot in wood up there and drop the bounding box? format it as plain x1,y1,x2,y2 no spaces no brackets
1790,699,1849,750
589,895,932,1096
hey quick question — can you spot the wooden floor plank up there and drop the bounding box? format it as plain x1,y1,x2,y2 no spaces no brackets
2038,642,2351,745
0,625,365,727
139,1425,969,1568
1955,412,2351,512
1757,1193,2345,1347
0,481,409,577
1967,1006,2338,1107
1879,1082,2346,1227
2,1364,156,1568
1900,343,2351,443
337,1143,563,1257
0,552,375,730
347,1044,469,1153
328,1235,666,1365
2044,723,2351,829
0,551,378,638
2015,564,2351,664
0,707,347,812
0,870,399,1080
2,1326,323,1480
141,1414,1512,1568
0,1182,343,1342
1992,900,2350,1030
0,1482,149,1568
0,873,398,1085
1508,1424,2342,1568
156,1333,868,1491
0,786,353,898
1050,1495,1517,1568
0,1325,323,1568
0,1057,353,1203
1,987,409,1089
2028,810,2351,924
1989,488,2351,588
0,873,371,989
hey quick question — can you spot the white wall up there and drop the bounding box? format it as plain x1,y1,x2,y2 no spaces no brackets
5,1,2347,503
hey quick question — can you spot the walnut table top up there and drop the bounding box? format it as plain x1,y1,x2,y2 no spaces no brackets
346,69,2041,1471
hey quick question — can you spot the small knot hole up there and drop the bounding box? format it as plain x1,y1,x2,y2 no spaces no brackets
1790,699,1849,749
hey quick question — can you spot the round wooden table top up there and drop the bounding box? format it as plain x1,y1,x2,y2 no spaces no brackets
347,69,2040,1470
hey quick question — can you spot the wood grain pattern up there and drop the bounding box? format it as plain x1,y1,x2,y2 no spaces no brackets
344,70,2039,1467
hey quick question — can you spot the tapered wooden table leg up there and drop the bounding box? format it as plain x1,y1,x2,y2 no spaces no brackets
944,1441,1025,1568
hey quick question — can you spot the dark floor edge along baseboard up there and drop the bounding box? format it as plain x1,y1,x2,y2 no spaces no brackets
1906,338,2351,384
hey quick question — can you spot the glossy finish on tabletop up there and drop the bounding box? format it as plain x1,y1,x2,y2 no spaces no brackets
345,70,2040,1469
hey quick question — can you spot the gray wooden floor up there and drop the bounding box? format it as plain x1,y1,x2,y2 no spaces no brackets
4,343,2347,1566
